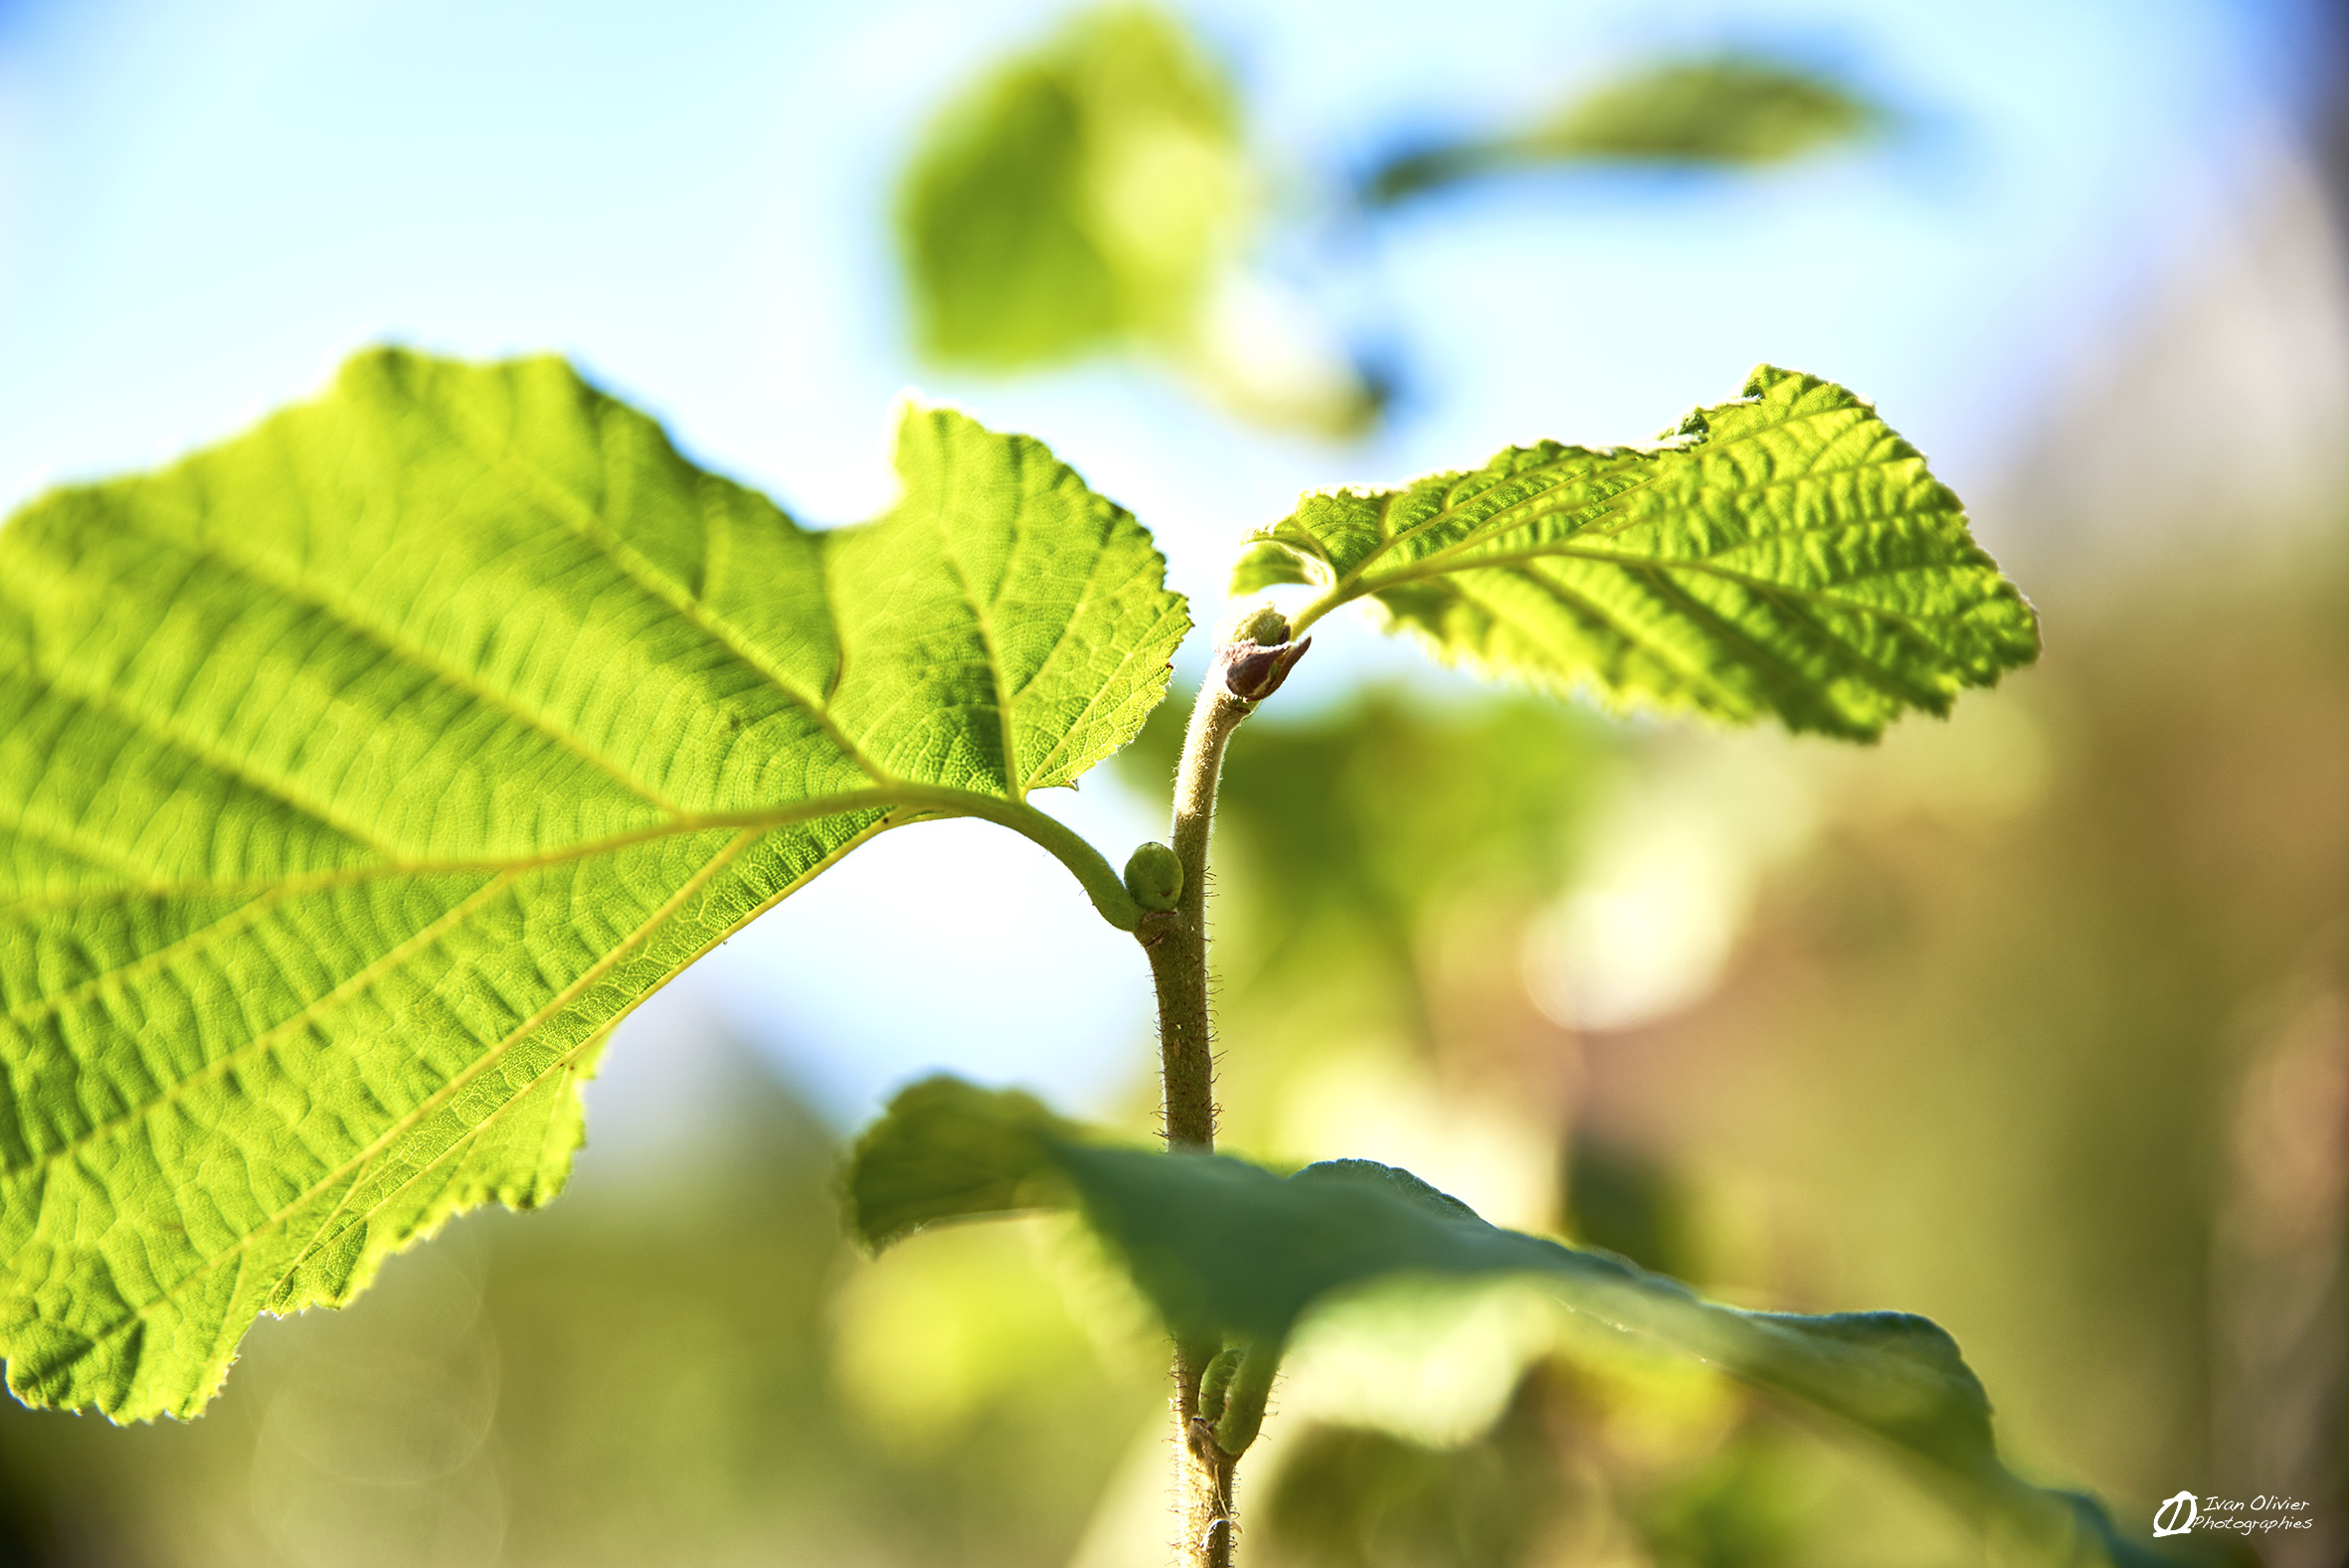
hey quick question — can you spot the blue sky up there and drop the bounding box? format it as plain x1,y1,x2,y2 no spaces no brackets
0,0,2327,1125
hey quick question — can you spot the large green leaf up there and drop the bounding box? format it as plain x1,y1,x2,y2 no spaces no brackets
843,1078,2168,1568
1368,57,1880,204
897,4,1243,369
1233,366,2038,739
0,349,1186,1420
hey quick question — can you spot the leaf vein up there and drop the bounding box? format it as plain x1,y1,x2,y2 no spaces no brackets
53,829,759,1365
416,389,888,786
22,662,399,861
6,871,512,1181
110,520,693,818
0,891,278,1028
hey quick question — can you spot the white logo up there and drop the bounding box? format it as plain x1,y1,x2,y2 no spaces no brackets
2153,1491,2199,1538
2152,1490,2314,1537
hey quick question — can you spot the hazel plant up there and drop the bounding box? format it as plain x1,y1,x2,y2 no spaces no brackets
0,351,2159,1567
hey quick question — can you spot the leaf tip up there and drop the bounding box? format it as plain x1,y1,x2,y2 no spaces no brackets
883,387,958,460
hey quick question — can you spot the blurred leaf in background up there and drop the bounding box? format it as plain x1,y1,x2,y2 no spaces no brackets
896,5,1382,437
1123,688,1615,1027
1561,1134,1696,1282
1263,1366,1842,1568
1263,1372,1563,1568
900,6,1240,368
1366,56,1882,205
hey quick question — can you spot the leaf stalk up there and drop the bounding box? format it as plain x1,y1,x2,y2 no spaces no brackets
942,792,1144,930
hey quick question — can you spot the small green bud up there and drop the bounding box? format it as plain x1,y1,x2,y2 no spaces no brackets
1123,841,1183,912
1197,1345,1244,1424
1232,605,1291,647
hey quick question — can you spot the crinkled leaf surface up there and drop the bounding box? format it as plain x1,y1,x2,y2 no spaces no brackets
1368,58,1878,204
1233,367,2038,739
897,4,1243,369
0,350,1186,1419
844,1078,2167,1568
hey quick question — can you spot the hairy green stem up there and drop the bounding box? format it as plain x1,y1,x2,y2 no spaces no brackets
1136,628,1309,1568
1145,675,1249,1151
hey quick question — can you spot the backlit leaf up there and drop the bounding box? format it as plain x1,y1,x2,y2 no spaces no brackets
0,349,1185,1419
845,1078,2168,1568
1235,366,2038,739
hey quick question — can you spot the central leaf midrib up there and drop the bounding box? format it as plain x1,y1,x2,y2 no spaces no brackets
0,782,972,923
1332,445,1650,595
2,768,1067,1047
1381,469,1655,586
927,472,1027,803
0,769,1082,1092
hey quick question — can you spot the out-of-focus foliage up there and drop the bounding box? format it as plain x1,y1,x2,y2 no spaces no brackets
1562,1136,1696,1281
898,6,1241,370
843,1077,2167,1568
897,19,1883,438
1264,1373,1559,1568
1659,558,2348,1522
1123,683,1616,1024
1237,367,2040,740
1367,57,1879,204
1263,1365,1833,1568
0,349,1182,1421
897,5,1383,437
